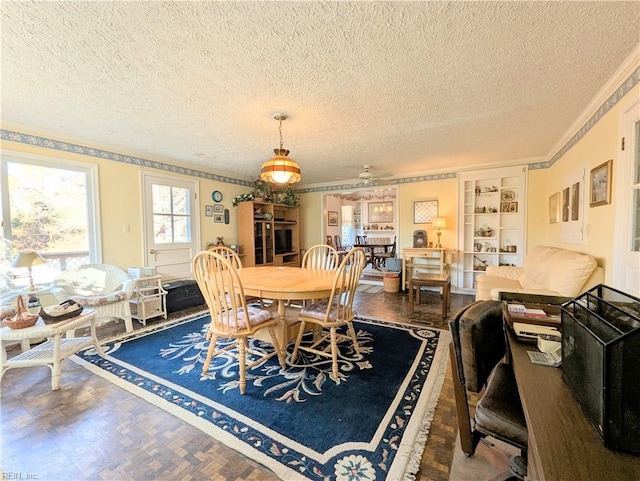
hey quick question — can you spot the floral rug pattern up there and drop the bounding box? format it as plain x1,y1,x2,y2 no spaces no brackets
76,316,448,481
158,320,376,401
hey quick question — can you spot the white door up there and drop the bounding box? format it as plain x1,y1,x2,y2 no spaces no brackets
142,173,199,281
614,99,640,296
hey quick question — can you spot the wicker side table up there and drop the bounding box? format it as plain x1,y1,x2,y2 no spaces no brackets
1,309,104,390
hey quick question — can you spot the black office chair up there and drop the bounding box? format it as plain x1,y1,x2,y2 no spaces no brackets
449,300,528,479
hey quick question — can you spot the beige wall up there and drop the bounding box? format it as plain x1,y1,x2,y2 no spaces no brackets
526,84,640,284
1,140,252,271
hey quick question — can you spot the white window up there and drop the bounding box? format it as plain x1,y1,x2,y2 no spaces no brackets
1,152,101,289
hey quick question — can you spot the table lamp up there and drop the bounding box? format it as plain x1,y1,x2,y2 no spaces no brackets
11,251,47,291
433,217,447,248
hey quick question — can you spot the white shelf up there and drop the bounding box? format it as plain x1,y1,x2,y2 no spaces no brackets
129,275,167,325
458,166,527,293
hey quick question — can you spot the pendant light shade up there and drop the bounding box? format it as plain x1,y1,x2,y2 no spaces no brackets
260,114,301,184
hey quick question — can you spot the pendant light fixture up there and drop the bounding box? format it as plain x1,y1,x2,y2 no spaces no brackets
260,114,301,184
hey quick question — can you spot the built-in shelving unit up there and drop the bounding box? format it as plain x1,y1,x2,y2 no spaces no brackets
457,166,527,294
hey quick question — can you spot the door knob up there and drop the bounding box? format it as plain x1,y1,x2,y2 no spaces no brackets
149,249,156,254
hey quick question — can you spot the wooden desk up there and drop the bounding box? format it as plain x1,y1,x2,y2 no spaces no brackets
1,309,104,390
507,330,640,481
238,266,339,347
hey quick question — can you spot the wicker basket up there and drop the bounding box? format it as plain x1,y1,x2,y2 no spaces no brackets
39,299,83,324
3,295,39,329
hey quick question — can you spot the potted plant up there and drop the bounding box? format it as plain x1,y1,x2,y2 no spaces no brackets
252,178,273,202
278,185,300,207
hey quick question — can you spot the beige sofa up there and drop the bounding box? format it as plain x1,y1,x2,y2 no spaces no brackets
475,245,604,301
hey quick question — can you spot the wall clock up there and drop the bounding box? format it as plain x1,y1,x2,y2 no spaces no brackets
211,190,223,203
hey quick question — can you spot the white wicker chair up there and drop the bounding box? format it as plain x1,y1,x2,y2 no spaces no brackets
51,264,135,335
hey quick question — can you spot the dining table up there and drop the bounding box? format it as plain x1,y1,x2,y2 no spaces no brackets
237,266,340,347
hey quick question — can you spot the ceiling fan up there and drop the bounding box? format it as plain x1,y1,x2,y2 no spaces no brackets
351,165,393,186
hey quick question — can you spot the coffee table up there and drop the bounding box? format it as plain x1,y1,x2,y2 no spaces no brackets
1,309,104,390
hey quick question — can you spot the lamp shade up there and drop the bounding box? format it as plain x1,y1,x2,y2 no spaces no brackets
260,149,301,184
11,251,47,268
433,217,447,230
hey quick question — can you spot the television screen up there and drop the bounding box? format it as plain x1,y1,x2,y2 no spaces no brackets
275,229,292,254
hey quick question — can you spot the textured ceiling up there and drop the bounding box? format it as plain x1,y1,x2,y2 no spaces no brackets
2,1,639,186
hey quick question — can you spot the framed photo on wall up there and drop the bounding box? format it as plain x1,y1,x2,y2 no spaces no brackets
571,181,580,220
213,204,224,213
590,159,613,207
205,205,214,217
549,192,560,223
414,200,438,224
562,187,570,222
328,211,338,226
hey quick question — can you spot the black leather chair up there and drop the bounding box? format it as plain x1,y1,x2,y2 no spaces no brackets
449,300,528,479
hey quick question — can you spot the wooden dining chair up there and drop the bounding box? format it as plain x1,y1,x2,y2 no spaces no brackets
326,235,334,247
208,245,242,269
291,247,367,381
302,244,338,270
192,250,286,395
374,236,396,269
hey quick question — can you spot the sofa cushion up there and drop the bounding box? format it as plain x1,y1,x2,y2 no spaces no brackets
548,250,597,297
518,245,554,290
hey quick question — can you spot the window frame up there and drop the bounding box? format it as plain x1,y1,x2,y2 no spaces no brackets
1,149,103,267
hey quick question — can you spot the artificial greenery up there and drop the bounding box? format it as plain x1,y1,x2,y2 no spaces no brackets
231,192,255,208
231,180,300,208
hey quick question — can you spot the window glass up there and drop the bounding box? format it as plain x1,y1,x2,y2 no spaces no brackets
1,156,99,288
151,185,191,244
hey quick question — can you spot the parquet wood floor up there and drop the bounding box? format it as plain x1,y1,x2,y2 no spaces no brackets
1,288,475,481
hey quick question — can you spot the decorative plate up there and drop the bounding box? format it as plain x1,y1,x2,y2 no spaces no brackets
501,190,515,202
211,190,223,202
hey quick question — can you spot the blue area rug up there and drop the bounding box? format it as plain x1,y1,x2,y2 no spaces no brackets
73,315,449,480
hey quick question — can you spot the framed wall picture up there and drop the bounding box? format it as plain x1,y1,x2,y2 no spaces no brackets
213,214,224,223
590,159,613,207
414,200,438,224
213,204,224,213
549,192,560,223
571,181,580,220
205,205,214,217
368,202,393,223
562,187,570,222
328,211,338,226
